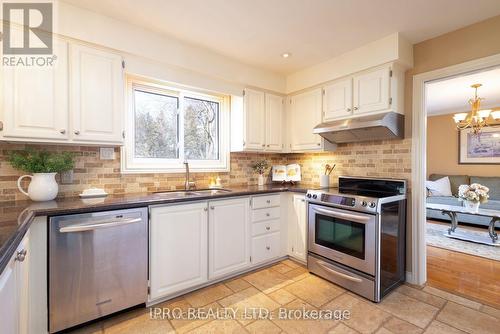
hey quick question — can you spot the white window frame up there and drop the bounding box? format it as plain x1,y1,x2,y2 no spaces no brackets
121,76,230,173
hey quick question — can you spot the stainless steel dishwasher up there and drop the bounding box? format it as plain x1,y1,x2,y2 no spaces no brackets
49,207,148,333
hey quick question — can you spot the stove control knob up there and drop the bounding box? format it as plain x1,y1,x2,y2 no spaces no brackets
361,201,367,207
312,194,318,199
306,193,312,198
369,202,376,208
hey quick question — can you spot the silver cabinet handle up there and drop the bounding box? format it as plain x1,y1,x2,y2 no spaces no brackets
346,108,351,112
60,129,66,134
59,218,141,233
266,213,270,217
317,260,362,283
265,226,270,230
203,207,208,212
266,246,270,250
262,144,265,147
266,200,271,204
15,249,27,262
353,107,359,110
74,130,80,135
210,206,215,210
317,143,321,146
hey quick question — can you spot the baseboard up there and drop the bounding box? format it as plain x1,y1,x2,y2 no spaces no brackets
405,271,416,284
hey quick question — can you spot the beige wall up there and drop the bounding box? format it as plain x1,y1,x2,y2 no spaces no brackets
427,113,500,178
403,14,500,270
405,15,500,130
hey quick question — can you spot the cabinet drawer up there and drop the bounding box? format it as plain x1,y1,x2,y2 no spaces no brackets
251,195,280,209
251,219,280,236
251,232,280,264
251,207,280,222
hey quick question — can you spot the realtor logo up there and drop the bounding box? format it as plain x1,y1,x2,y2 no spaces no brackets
2,2,53,54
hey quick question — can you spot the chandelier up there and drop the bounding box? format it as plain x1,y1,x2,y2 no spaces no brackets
453,84,500,134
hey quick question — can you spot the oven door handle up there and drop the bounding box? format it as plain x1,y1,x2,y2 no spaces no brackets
317,260,363,283
312,207,371,223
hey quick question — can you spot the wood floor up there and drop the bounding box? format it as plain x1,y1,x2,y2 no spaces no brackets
427,245,500,308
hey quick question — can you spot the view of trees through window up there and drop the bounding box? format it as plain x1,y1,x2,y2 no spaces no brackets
184,97,219,160
134,90,178,159
133,88,219,161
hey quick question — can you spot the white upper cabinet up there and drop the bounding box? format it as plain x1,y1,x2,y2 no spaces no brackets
149,202,208,300
1,36,124,145
353,66,390,115
323,78,353,121
289,88,322,151
318,63,403,122
231,89,284,153
70,43,124,144
208,197,250,279
289,88,335,152
243,88,266,150
265,93,283,152
2,39,69,141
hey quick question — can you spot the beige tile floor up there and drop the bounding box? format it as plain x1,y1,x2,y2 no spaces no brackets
70,260,500,334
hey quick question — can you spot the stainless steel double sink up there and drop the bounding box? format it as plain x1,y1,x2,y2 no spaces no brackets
153,188,232,199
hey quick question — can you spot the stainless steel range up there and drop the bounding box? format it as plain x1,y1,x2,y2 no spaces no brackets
306,176,406,302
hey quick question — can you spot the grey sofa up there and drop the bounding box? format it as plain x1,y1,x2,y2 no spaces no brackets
426,174,500,227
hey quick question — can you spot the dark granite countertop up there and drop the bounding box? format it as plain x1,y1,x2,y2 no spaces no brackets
0,183,319,275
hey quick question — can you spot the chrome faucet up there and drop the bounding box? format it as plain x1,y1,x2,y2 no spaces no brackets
184,161,196,190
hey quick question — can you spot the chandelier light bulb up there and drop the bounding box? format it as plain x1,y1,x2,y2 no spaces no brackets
453,113,467,123
477,109,491,119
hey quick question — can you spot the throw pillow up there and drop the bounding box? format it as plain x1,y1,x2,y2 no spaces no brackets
426,176,453,197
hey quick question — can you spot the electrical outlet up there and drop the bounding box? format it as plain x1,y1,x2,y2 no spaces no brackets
100,147,115,160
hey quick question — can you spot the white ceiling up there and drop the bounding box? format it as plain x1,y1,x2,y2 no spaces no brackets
426,67,500,116
61,0,500,74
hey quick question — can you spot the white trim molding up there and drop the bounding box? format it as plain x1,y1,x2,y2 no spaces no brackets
410,53,500,286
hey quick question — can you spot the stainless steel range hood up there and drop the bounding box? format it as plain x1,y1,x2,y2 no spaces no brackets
313,112,404,144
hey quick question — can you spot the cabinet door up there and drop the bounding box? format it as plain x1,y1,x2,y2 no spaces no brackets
0,233,29,334
0,251,19,334
265,93,283,152
2,39,69,140
70,43,124,144
288,194,307,261
243,88,265,150
353,66,390,115
251,232,280,265
18,233,30,334
149,202,208,300
290,89,323,151
209,198,250,279
323,78,353,121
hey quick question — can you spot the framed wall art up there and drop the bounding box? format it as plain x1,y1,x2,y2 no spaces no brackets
459,126,500,164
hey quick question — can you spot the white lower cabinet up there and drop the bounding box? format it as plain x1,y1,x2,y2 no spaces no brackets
148,195,288,302
288,194,307,261
208,198,250,279
149,202,208,300
251,232,280,265
0,232,30,334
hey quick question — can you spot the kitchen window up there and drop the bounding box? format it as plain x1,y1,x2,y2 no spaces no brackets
122,77,229,173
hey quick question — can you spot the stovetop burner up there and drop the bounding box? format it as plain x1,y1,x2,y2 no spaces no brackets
306,176,407,213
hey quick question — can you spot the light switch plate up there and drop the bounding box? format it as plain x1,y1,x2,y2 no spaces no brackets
100,147,115,160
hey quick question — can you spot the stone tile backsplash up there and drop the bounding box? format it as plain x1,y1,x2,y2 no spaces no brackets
0,139,411,202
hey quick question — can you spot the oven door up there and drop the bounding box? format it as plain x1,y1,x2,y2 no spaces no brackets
308,203,377,276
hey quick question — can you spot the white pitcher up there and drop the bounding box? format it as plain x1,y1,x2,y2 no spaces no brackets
17,173,59,201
